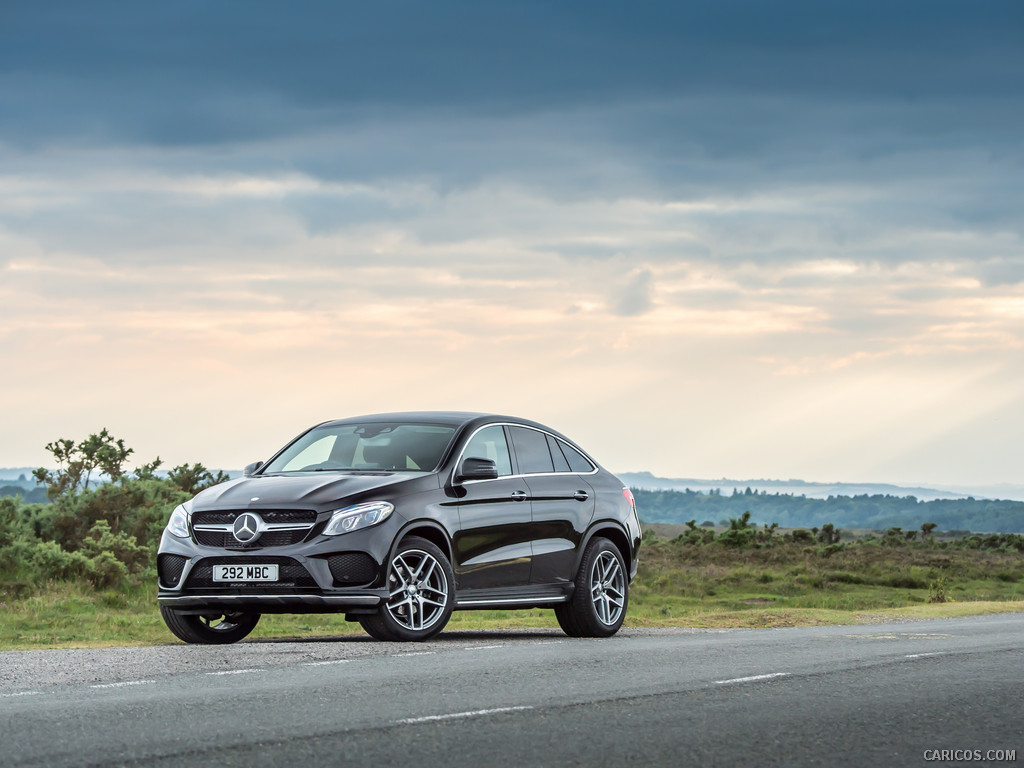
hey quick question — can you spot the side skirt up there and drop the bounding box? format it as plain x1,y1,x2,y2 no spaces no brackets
454,584,573,610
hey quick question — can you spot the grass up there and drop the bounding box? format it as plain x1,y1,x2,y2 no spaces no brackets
2,536,1023,650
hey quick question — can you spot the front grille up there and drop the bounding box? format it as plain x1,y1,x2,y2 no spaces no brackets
327,553,379,587
183,556,317,590
158,554,188,587
192,510,317,525
194,530,310,548
191,509,318,549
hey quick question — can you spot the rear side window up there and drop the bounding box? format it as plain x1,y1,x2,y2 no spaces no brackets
546,434,571,472
462,425,513,476
509,426,554,474
557,439,595,473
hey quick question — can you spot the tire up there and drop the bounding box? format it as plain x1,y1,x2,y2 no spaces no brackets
555,537,628,638
160,604,260,645
359,536,454,642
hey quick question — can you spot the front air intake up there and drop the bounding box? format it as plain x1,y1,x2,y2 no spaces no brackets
327,553,379,587
158,554,188,588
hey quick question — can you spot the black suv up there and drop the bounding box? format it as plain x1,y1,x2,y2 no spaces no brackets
157,412,641,643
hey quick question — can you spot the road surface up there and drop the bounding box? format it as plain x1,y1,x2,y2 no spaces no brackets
1,614,1021,766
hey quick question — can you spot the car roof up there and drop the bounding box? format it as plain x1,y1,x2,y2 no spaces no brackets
319,411,564,436
321,411,490,428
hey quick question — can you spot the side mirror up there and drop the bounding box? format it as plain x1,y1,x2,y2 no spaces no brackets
243,461,264,477
456,457,498,482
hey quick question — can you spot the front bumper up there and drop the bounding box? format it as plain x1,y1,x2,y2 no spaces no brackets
157,512,403,614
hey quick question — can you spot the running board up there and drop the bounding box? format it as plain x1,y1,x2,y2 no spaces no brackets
454,586,572,609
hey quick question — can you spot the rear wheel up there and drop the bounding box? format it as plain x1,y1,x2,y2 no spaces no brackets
160,604,260,644
359,536,455,642
555,537,628,638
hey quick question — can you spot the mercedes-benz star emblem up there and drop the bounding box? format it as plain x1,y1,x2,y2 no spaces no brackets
232,513,261,543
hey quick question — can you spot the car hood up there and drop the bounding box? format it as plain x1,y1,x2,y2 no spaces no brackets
193,471,436,510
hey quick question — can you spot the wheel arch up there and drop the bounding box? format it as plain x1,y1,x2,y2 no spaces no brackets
577,523,632,577
391,520,454,566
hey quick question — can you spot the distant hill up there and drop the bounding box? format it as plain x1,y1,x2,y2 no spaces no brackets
0,468,39,483
631,487,1024,534
618,472,1024,503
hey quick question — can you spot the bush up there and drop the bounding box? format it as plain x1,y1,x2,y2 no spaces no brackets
30,540,91,581
82,521,150,573
85,551,128,589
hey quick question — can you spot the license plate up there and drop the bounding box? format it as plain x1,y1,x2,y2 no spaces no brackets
212,564,279,582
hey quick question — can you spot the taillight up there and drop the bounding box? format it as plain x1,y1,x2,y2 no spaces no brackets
622,488,636,511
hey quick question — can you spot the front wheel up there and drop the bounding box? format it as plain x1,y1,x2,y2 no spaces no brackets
160,604,260,644
555,537,628,638
359,536,455,642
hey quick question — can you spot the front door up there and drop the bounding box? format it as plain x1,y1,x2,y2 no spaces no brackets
452,425,532,590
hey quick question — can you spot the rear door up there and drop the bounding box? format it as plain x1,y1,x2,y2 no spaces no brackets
507,426,595,586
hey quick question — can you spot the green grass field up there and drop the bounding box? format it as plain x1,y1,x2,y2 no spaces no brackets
3,533,1023,650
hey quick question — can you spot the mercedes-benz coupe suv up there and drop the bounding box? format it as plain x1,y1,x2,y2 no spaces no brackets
157,412,641,643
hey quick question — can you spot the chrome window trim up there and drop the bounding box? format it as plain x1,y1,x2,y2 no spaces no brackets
452,422,598,485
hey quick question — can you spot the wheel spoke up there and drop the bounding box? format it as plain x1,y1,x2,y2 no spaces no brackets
392,557,411,589
420,559,436,585
410,554,429,581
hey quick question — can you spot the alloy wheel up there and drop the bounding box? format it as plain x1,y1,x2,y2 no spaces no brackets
385,549,449,631
590,550,625,626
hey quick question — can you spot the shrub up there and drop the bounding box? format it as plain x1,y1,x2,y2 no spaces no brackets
928,575,950,603
30,540,91,581
82,521,150,573
86,551,128,589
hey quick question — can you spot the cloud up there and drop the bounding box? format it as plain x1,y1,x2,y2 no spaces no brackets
612,269,655,317
1,1,1023,483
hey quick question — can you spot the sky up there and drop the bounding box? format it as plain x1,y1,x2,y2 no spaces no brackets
1,1,1023,487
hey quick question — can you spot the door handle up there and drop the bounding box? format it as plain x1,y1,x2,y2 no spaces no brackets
573,490,589,502
510,490,529,502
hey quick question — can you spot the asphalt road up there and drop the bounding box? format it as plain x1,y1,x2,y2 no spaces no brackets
1,614,1021,767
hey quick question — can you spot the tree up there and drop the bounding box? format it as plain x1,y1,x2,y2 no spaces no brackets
168,463,230,495
134,457,164,481
33,429,134,499
921,522,938,540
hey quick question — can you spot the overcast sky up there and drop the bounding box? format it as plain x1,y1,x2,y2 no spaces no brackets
2,1,1022,486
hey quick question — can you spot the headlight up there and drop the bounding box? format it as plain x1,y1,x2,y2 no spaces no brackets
324,501,394,536
166,501,192,538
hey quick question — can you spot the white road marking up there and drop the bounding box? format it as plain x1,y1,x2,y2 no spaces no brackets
393,652,436,657
463,644,506,651
304,660,352,666
205,669,259,676
714,672,791,686
90,680,156,689
905,652,945,659
1,691,41,698
397,706,533,724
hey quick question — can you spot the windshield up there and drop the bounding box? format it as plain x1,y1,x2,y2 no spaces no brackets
261,423,457,474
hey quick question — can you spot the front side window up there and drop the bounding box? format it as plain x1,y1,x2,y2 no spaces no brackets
262,423,456,473
462,425,513,476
